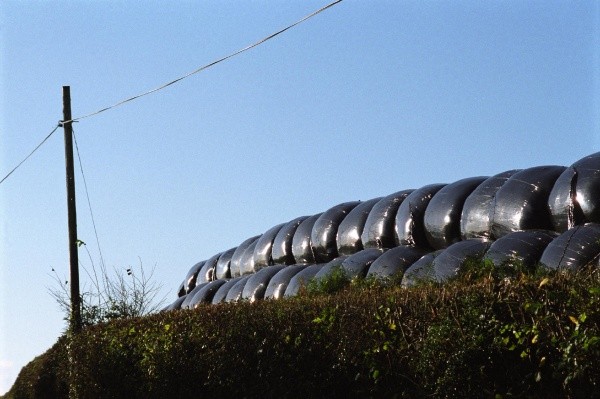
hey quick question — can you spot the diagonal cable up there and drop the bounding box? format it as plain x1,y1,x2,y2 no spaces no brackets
67,0,343,123
0,0,343,186
0,124,61,186
72,127,107,274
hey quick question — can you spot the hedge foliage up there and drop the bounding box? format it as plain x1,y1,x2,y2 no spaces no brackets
5,266,600,398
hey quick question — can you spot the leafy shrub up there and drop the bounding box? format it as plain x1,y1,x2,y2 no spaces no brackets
7,260,600,398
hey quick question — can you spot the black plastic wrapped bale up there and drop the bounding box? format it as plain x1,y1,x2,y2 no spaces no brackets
539,223,600,271
362,190,414,249
264,265,308,299
225,275,252,303
336,198,381,256
366,246,428,279
272,216,309,265
424,177,488,250
431,239,491,282
491,166,566,239
241,265,288,302
181,282,209,309
291,213,323,264
177,281,185,297
395,184,446,248
196,253,221,285
162,296,187,311
401,250,444,287
188,279,227,308
549,152,600,232
215,247,236,280
211,277,244,304
183,261,205,294
460,170,520,240
253,223,286,270
238,240,259,276
311,201,361,263
341,248,385,278
484,230,558,269
313,256,349,281
284,264,325,297
229,235,261,278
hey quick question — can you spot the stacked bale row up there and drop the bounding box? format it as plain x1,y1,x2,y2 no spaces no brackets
164,152,600,311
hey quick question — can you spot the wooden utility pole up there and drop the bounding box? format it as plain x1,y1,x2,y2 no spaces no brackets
62,86,81,333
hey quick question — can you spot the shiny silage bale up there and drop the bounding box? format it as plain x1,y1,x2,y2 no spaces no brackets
311,201,360,263
312,255,349,281
284,264,325,297
224,275,253,303
549,152,600,232
291,213,323,264
314,249,384,280
196,253,221,284
238,240,259,276
177,281,185,297
241,265,288,302
362,190,414,249
401,250,444,287
271,216,309,265
264,265,309,300
229,235,261,277
340,248,385,278
366,245,428,279
491,166,566,239
183,260,206,294
188,279,228,308
336,198,381,256
424,177,488,250
460,170,520,240
539,223,600,270
181,282,209,309
484,230,558,269
253,223,286,270
211,276,244,304
395,184,446,248
215,247,236,280
430,239,491,282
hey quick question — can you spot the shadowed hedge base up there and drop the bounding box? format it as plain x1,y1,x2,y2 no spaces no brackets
5,264,600,399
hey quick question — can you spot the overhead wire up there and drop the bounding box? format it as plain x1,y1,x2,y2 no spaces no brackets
66,0,343,124
72,127,107,275
0,0,343,186
0,124,61,185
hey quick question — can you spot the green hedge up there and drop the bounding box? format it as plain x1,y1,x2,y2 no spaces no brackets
5,268,600,398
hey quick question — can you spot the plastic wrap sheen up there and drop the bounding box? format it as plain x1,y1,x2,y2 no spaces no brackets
366,246,427,279
424,177,488,249
395,184,446,248
229,235,261,277
362,190,414,249
491,166,565,238
336,198,381,255
271,216,309,265
549,153,600,232
284,264,324,297
484,230,558,269
460,170,520,239
215,247,236,280
291,213,323,264
311,201,360,263
241,265,287,302
253,223,286,270
540,223,600,270
264,265,308,299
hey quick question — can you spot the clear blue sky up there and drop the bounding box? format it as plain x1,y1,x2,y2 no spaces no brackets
1,0,598,393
